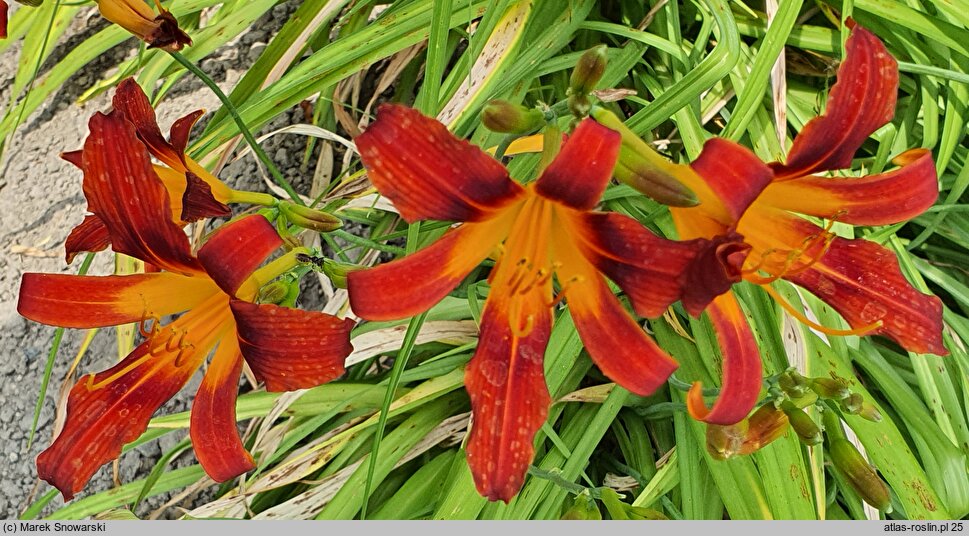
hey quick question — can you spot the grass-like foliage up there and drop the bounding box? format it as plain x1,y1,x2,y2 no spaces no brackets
5,0,969,521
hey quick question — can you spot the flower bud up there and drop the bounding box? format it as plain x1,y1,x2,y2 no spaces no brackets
778,370,810,398
570,45,608,97
257,279,299,307
809,377,850,400
829,438,892,511
780,402,822,446
95,0,192,52
840,393,864,415
322,259,355,289
739,404,789,454
279,201,342,233
481,100,544,134
858,401,882,422
591,107,698,207
561,490,602,520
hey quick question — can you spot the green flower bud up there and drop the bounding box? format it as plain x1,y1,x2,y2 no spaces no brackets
780,402,822,446
591,107,698,207
778,370,810,398
570,45,608,97
859,401,883,422
322,259,355,289
809,377,850,400
840,393,864,415
257,279,299,307
829,438,892,511
481,100,544,134
279,201,342,233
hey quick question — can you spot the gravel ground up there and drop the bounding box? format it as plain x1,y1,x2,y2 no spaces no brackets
0,1,330,519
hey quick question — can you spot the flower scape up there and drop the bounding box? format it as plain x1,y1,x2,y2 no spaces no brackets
4,0,967,522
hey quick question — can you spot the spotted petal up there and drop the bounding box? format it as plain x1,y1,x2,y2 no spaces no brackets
348,213,516,321
18,272,218,329
81,111,201,274
686,292,763,425
570,211,698,318
757,149,938,226
465,292,551,503
36,303,229,500
190,336,255,482
534,118,621,210
786,235,946,355
356,104,524,223
197,214,283,298
231,300,354,392
771,24,898,180
554,234,678,395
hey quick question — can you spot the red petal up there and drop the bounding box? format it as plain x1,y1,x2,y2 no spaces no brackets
230,300,354,392
554,233,678,395
679,233,751,317
81,111,202,274
35,305,228,500
65,215,111,264
348,216,513,321
61,150,84,169
197,215,281,297
786,235,946,355
0,1,7,39
181,171,231,222
758,149,938,226
571,211,698,318
112,78,184,169
771,25,898,179
356,104,523,223
18,272,217,329
170,110,205,156
686,292,763,425
688,138,774,225
534,119,621,210
190,336,255,482
465,294,551,502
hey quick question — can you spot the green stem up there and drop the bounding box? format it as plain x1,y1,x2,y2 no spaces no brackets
332,229,406,256
167,51,303,204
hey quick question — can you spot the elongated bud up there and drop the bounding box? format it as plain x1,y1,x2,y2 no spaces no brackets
829,438,892,511
778,370,809,398
481,100,544,134
257,279,300,307
859,401,882,422
322,259,355,289
788,390,819,409
840,393,864,415
809,377,850,400
706,420,748,460
279,201,342,233
570,45,608,96
739,404,789,455
780,402,822,446
95,0,192,51
591,107,698,207
561,490,602,520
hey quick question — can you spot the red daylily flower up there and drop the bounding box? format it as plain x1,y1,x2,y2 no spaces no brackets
62,78,233,264
18,110,354,500
347,105,717,502
665,23,945,424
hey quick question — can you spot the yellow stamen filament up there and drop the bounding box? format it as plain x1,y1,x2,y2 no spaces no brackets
761,284,883,336
744,220,838,284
